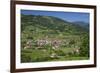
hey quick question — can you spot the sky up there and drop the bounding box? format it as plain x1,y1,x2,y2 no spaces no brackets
21,10,90,23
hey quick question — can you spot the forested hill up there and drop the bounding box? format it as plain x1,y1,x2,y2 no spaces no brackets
21,14,88,35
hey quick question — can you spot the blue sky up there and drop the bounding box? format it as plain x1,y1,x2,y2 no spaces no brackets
21,10,90,23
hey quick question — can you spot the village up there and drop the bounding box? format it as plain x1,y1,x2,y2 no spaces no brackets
23,36,80,59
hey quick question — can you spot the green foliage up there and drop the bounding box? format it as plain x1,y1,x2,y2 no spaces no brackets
21,53,31,62
80,34,89,57
55,50,66,56
69,39,76,47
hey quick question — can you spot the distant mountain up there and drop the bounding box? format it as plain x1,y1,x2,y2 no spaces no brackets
21,14,88,35
72,21,89,30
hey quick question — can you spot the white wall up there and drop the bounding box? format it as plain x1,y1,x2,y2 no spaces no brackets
0,0,100,73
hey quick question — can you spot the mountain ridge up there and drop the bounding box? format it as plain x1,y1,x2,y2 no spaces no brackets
21,14,88,34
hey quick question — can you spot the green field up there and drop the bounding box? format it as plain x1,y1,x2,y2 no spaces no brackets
21,48,89,63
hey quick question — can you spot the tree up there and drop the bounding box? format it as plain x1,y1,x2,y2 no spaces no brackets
69,39,75,47
80,34,89,57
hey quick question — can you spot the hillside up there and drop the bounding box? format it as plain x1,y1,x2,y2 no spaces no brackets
21,14,89,62
21,15,88,34
73,21,89,30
